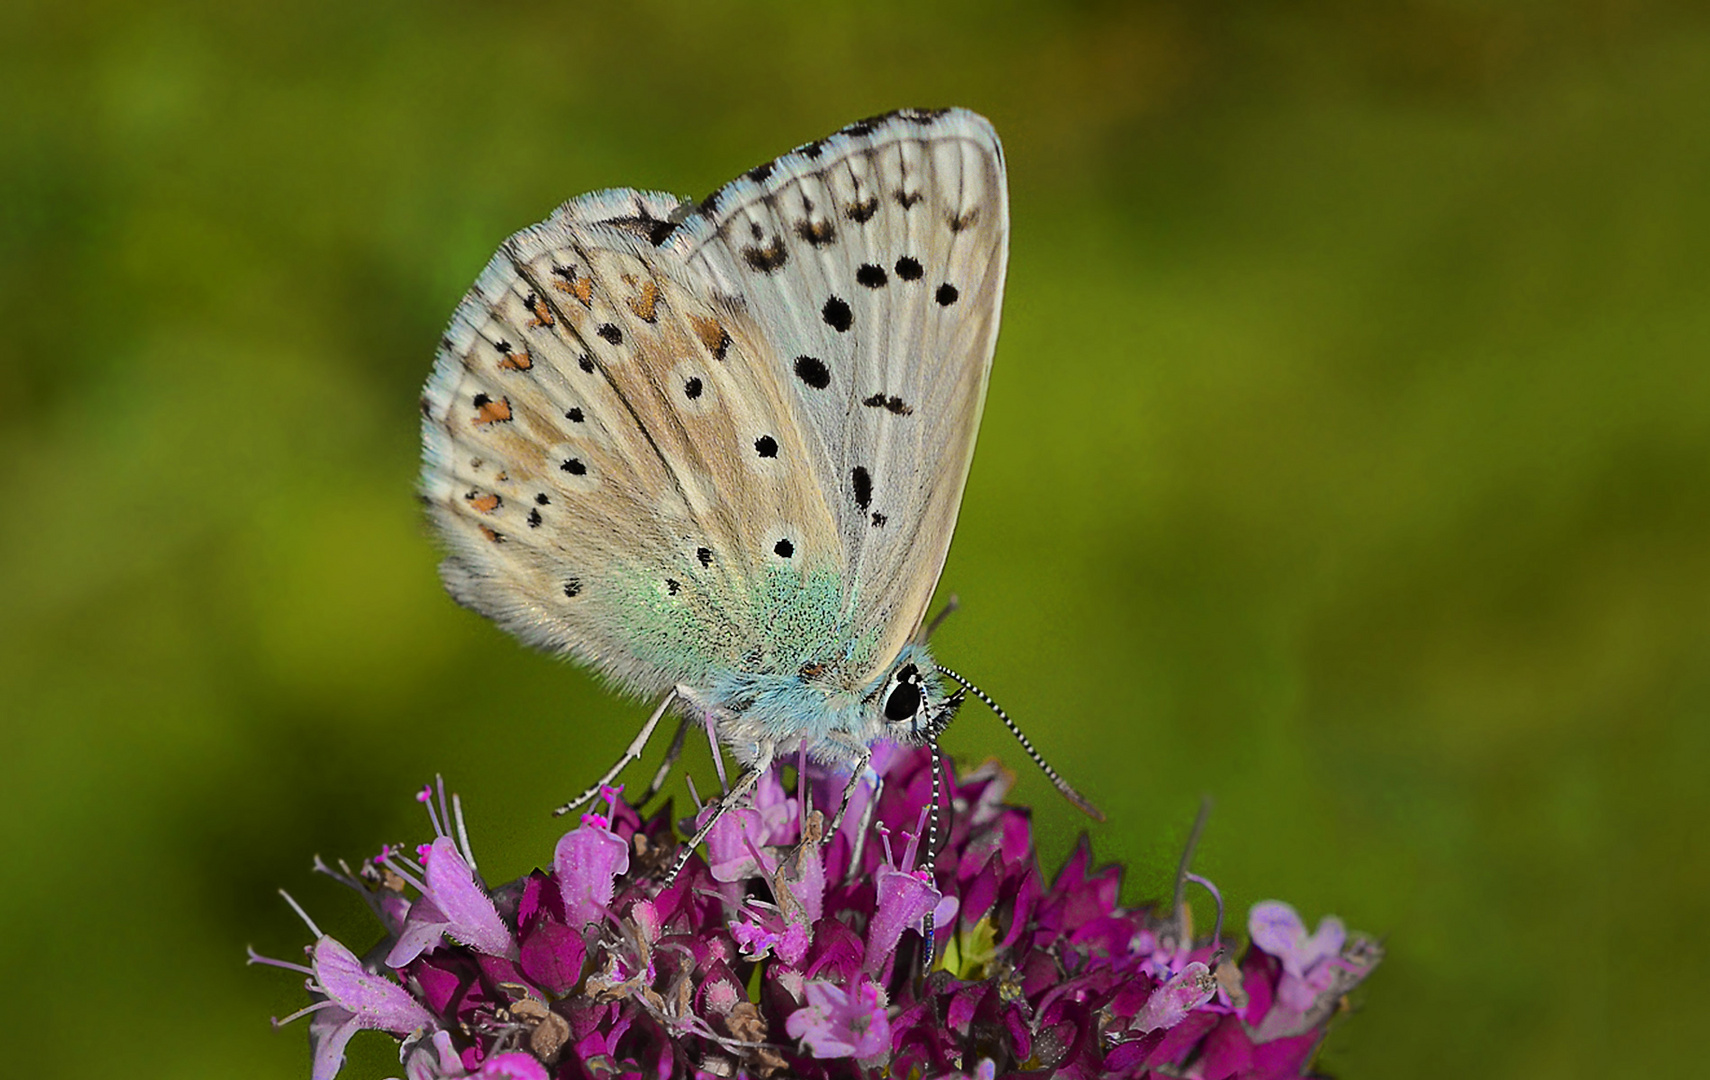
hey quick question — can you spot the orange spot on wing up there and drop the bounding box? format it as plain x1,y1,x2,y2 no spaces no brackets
474,396,513,425
497,349,533,371
553,270,594,307
479,525,504,543
525,292,555,328
624,278,660,323
688,315,731,360
465,491,501,513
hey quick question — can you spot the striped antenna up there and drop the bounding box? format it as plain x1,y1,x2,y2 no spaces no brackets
933,664,1104,822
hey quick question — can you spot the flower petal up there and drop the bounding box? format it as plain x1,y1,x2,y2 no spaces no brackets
1131,961,1217,1034
421,836,516,959
864,867,940,976
554,821,630,930
313,937,436,1034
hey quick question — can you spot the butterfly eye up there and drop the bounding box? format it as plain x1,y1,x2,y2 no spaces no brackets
883,663,923,722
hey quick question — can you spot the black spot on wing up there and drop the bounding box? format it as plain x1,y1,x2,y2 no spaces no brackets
565,407,584,422
894,256,923,281
774,538,795,558
684,377,704,400
748,161,775,183
794,356,831,390
796,218,837,247
560,458,587,476
846,197,880,223
742,236,789,273
894,190,923,209
755,435,779,458
870,512,887,527
950,209,980,232
697,547,713,567
534,493,550,505
577,354,595,373
527,508,542,528
851,466,872,510
666,578,681,595
563,578,582,598
822,296,852,332
856,264,888,288
608,213,679,246
935,283,960,306
597,324,623,344
862,392,913,416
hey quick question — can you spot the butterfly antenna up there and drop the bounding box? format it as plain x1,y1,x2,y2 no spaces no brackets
933,664,1105,822
921,739,945,975
920,594,961,643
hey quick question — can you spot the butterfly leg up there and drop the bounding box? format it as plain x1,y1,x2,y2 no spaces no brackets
552,687,681,817
663,761,767,887
842,769,886,886
702,711,730,794
632,712,694,809
823,746,873,842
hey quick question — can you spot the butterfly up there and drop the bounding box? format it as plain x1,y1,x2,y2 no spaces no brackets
419,108,1097,875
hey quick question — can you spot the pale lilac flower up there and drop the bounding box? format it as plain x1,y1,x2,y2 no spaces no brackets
862,813,957,978
1249,900,1349,1011
701,769,796,881
383,783,514,966
1130,960,1219,1033
248,898,435,1080
552,787,631,930
784,977,891,1059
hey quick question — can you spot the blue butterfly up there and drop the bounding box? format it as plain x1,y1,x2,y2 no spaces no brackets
420,108,1097,877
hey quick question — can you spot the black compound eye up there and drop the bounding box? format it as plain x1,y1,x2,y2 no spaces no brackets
884,681,922,721
883,664,923,721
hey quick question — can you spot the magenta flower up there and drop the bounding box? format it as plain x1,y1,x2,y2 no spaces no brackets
257,746,1381,1078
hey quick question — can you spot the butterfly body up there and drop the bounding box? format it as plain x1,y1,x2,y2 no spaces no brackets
421,109,1006,772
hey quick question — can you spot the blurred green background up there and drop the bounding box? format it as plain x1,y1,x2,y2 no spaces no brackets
4,1,1707,1077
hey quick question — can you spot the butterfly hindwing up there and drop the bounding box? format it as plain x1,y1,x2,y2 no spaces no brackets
422,204,841,695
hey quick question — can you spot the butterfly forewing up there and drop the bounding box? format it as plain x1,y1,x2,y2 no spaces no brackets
665,110,1008,683
422,108,1006,710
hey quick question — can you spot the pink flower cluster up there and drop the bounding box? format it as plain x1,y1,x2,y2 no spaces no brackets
253,746,1379,1079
